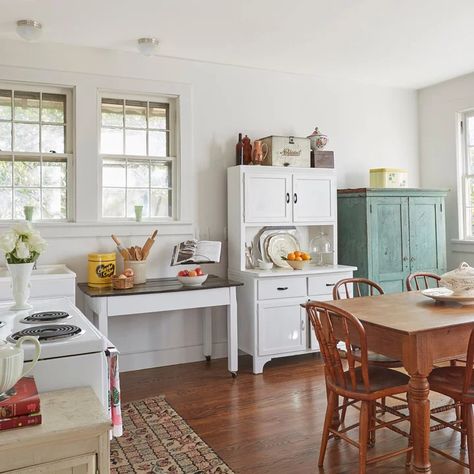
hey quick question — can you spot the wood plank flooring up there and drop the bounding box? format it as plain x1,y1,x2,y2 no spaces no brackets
121,354,469,473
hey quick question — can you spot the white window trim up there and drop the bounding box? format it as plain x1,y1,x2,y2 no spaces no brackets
0,65,194,238
0,81,75,222
98,90,178,222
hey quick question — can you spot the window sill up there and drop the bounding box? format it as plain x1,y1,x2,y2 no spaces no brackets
451,238,474,253
0,220,194,239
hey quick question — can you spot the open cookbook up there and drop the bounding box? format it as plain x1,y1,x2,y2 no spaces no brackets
170,240,222,266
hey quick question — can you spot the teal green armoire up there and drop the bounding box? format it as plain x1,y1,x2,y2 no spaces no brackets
337,188,448,293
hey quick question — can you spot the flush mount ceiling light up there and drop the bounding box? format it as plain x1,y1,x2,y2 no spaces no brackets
137,37,159,56
16,19,42,41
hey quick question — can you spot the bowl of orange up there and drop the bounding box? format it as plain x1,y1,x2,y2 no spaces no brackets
283,251,312,270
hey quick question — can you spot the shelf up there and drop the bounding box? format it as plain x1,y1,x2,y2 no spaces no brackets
235,264,357,278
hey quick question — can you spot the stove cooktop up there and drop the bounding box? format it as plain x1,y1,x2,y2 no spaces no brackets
0,298,106,360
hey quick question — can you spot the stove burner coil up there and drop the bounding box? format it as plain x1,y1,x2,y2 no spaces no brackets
8,324,84,343
21,311,70,324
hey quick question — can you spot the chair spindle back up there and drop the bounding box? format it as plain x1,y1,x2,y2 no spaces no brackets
333,278,384,300
305,301,370,392
406,272,441,291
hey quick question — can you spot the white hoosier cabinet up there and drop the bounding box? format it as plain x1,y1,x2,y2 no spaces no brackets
227,165,355,373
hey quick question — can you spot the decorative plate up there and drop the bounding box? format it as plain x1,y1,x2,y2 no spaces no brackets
421,288,474,306
267,234,300,268
256,227,297,263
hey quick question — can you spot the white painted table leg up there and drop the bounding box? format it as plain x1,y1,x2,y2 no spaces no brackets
203,307,212,361
227,286,238,376
89,297,109,338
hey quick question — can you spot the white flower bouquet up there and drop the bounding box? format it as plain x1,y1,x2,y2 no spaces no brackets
0,222,47,264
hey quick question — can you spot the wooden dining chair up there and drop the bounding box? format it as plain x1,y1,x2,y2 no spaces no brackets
406,272,441,291
414,329,474,472
305,301,412,474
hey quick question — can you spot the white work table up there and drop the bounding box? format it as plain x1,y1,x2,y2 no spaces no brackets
78,275,243,376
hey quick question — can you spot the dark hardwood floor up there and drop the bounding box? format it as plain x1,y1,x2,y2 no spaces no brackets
121,354,469,473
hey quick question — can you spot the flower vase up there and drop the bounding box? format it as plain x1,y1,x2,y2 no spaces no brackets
7,263,34,310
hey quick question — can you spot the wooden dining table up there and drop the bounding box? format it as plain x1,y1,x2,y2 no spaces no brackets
330,290,474,473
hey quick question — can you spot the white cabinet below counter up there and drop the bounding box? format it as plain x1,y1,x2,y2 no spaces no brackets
229,266,355,374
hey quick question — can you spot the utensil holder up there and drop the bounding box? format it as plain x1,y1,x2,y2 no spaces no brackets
126,260,147,284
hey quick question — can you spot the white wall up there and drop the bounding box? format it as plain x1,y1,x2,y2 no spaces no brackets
418,72,474,268
0,39,419,371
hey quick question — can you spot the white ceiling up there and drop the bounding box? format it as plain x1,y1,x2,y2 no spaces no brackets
1,0,474,89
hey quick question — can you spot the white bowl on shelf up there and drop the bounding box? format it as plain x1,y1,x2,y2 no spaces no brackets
177,274,208,287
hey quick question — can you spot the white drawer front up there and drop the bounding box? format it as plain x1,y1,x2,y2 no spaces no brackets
258,277,307,300
307,272,353,297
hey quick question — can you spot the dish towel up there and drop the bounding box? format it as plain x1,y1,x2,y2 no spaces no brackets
107,347,123,437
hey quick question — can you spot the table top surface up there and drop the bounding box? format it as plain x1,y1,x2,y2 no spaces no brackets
329,291,474,335
0,387,109,449
78,274,243,298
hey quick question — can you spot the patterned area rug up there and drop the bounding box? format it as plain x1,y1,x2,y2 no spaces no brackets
110,395,234,474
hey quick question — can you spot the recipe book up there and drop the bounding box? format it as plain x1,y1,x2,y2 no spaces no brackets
0,376,40,418
170,240,222,266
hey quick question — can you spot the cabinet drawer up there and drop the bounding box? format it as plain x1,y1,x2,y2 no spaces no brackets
307,272,353,296
258,278,307,300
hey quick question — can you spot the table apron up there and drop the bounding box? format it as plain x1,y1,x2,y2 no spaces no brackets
106,287,232,316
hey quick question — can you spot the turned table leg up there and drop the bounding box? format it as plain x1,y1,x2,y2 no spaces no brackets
408,373,431,473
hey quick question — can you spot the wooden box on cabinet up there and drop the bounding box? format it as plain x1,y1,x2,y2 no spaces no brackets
227,166,356,373
337,188,448,293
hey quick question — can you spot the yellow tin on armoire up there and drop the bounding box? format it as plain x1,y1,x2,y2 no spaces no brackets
88,253,116,288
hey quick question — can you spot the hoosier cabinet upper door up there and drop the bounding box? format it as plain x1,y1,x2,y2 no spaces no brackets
292,174,335,222
243,173,292,223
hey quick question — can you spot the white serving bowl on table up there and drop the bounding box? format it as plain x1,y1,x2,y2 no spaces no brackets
177,274,208,287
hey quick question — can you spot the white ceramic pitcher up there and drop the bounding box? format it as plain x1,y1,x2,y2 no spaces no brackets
0,336,41,398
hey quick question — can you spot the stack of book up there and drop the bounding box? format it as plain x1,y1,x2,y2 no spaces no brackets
0,377,41,430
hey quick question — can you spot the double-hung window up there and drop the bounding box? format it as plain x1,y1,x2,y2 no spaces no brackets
100,94,176,220
0,85,72,221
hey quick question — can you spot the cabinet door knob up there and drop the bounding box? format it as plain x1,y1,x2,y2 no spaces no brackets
325,283,336,287
403,256,409,262
286,192,290,204
294,193,298,204
277,286,288,291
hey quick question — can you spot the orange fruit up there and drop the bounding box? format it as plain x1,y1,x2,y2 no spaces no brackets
287,253,296,261
294,251,302,257
295,256,303,261
302,253,311,261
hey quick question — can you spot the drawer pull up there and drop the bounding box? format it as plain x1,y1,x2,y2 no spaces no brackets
325,283,336,287
277,287,289,291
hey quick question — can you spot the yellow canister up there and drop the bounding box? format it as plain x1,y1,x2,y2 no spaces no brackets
88,253,116,288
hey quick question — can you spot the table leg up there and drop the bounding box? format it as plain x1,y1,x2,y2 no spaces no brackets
408,373,431,473
203,307,212,361
87,297,108,338
227,287,238,377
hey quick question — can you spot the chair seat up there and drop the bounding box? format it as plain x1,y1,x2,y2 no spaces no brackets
353,349,404,368
429,367,474,401
334,366,409,396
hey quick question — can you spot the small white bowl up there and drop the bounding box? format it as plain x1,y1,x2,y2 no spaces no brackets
257,260,273,270
177,274,208,287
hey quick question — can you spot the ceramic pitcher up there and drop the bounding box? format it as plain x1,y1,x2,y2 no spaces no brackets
0,336,41,398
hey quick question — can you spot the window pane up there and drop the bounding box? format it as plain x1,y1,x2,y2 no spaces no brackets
14,157,40,187
0,158,12,186
0,90,12,120
42,125,65,153
103,159,126,187
151,188,171,217
42,93,65,123
127,188,149,218
14,188,40,219
125,100,147,128
125,129,146,155
149,103,168,129
42,188,66,219
101,128,123,154
43,159,67,187
127,161,149,187
14,123,40,152
101,99,123,127
0,122,11,151
151,162,171,188
0,188,12,219
14,91,40,122
149,131,167,156
103,188,125,217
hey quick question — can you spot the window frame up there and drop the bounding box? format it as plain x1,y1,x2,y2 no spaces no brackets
98,91,178,222
0,81,74,222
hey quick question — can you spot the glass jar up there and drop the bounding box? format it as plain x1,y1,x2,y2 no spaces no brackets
310,232,332,266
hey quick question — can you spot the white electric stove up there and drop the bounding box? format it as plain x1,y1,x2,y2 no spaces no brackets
0,297,110,409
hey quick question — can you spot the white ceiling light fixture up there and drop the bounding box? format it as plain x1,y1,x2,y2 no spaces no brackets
16,20,42,41
137,37,159,56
